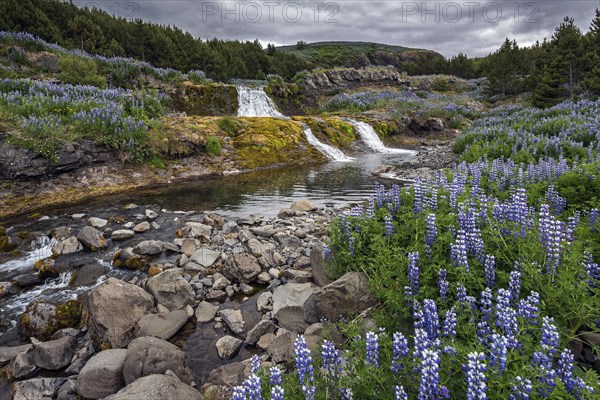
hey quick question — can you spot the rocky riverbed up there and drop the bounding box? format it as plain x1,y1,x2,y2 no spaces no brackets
0,199,376,400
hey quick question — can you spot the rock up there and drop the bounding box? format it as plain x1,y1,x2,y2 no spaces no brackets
146,269,194,311
122,337,193,385
133,222,150,233
64,337,95,374
182,222,212,241
246,320,276,345
310,247,331,287
219,309,245,335
83,277,155,348
72,213,86,220
179,238,200,257
267,330,297,363
56,378,77,400
223,221,239,234
0,281,18,298
257,271,271,284
9,352,38,379
18,301,81,341
250,226,277,238
76,349,127,398
256,292,273,312
69,263,106,287
272,282,319,332
104,374,201,400
183,261,207,275
291,199,318,212
312,272,376,322
190,246,220,267
212,273,231,290
277,208,295,219
11,377,66,400
111,230,135,241
51,237,82,256
0,344,32,365
205,289,227,302
12,274,41,288
294,256,311,269
145,209,158,219
208,362,246,387
239,283,254,294
268,268,281,279
195,301,219,323
283,269,313,283
216,336,243,359
113,247,151,270
88,217,108,229
77,226,107,252
223,253,261,283
31,336,76,370
136,310,188,340
257,333,276,350
133,240,176,256
305,323,325,352
426,117,444,130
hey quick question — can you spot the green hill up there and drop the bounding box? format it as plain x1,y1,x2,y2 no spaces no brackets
277,41,444,70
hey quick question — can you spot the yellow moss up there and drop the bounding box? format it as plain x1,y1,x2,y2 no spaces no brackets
53,300,82,331
99,342,112,351
148,266,163,276
172,83,238,116
124,255,150,270
176,229,184,238
298,116,356,149
68,272,78,286
0,235,15,252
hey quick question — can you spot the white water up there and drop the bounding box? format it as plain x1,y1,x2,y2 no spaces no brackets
302,124,354,162
236,86,286,118
346,118,417,155
0,236,56,277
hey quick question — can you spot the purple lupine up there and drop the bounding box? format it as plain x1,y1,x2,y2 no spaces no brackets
518,291,540,325
270,365,284,400
508,269,522,302
392,332,409,373
476,321,490,346
589,208,598,230
438,269,449,300
465,352,487,400
509,377,532,400
423,299,440,342
321,340,342,378
250,355,261,374
232,386,247,400
365,331,379,368
413,328,430,361
384,214,395,238
556,348,594,396
479,288,493,322
425,213,437,257
270,387,285,400
540,317,560,355
418,349,442,400
294,335,316,400
443,307,457,338
348,236,356,256
484,255,496,288
583,252,600,288
488,334,508,374
395,386,408,400
322,244,331,260
340,388,353,400
456,284,468,303
245,374,262,400
408,252,420,294
414,178,424,214
451,229,470,272
495,289,518,347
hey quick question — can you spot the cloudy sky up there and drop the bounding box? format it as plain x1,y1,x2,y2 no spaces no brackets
90,1,600,56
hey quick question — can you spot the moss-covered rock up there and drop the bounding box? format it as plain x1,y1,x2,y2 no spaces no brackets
18,299,82,340
297,116,356,149
34,258,59,279
113,248,151,271
171,82,238,116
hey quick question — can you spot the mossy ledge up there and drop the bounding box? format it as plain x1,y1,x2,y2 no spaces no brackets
170,82,238,116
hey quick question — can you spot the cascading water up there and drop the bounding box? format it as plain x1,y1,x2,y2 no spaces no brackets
301,124,354,162
236,86,286,118
346,118,417,155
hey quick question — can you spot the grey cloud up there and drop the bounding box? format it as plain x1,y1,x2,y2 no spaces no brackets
91,0,600,56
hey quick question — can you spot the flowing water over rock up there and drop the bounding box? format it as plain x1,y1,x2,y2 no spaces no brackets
301,124,354,162
236,86,286,118
346,118,418,155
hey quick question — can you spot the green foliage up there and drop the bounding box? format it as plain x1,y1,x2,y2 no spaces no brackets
205,136,221,156
217,117,242,136
58,54,106,88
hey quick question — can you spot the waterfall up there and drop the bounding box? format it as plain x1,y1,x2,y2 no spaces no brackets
302,124,354,162
346,118,417,155
236,86,286,118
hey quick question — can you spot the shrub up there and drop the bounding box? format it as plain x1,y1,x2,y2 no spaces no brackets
205,136,221,156
58,55,106,88
217,117,242,136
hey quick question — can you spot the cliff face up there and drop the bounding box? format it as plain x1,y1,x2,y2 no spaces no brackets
301,67,410,93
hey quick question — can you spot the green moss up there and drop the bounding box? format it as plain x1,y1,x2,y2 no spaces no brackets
299,116,356,149
124,255,151,270
173,82,238,116
217,117,243,136
0,235,15,252
54,300,83,330
99,342,112,351
205,137,222,156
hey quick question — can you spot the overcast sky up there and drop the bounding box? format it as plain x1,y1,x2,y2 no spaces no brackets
89,1,600,56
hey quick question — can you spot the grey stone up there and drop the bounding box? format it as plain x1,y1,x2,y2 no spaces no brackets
122,337,193,385
223,253,261,283
222,221,239,234
76,349,127,399
31,336,76,370
12,377,66,400
256,333,276,350
291,199,318,212
13,273,42,288
310,247,332,287
133,240,177,256
51,236,82,256
0,281,17,298
267,330,297,363
133,222,150,233
111,230,135,241
208,362,246,387
65,337,95,374
84,277,155,349
212,273,231,290
256,291,273,312
216,335,242,359
104,374,201,400
77,226,107,252
245,320,276,345
145,209,158,219
179,238,200,257
195,301,219,323
88,217,108,229
146,269,194,311
219,309,245,335
69,263,106,287
272,282,319,332
56,378,77,400
10,352,38,379
206,289,227,302
283,269,313,283
136,310,188,340
182,222,212,241
312,272,376,322
190,246,220,268
0,344,32,365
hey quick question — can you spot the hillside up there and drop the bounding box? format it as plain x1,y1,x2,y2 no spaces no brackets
277,41,444,70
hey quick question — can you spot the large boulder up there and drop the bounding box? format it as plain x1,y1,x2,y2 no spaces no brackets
122,337,193,385
272,282,319,332
18,300,82,340
189,246,220,267
267,330,297,363
77,226,107,252
219,309,245,335
208,362,247,387
11,377,66,400
30,336,77,370
104,374,201,400
132,240,177,256
223,253,261,283
145,269,194,311
83,277,155,349
312,272,376,321
194,301,219,323
181,222,212,241
135,310,188,340
51,236,82,256
76,349,127,399
215,335,242,359
246,320,276,345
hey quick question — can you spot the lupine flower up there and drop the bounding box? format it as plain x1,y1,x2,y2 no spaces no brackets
451,229,470,271
395,385,408,400
556,348,594,396
340,388,353,400
418,349,442,400
365,331,379,368
392,332,409,373
508,269,521,302
540,317,560,355
384,214,395,237
232,386,247,400
518,291,540,325
294,335,316,400
488,334,508,374
321,340,342,378
479,288,493,321
322,244,331,260
484,255,496,288
465,352,487,400
250,355,261,374
245,374,262,400
425,213,437,257
438,269,449,300
589,208,598,230
408,252,420,294
443,307,457,338
423,299,440,341
348,236,356,256
583,251,600,288
509,376,532,400
270,365,282,385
